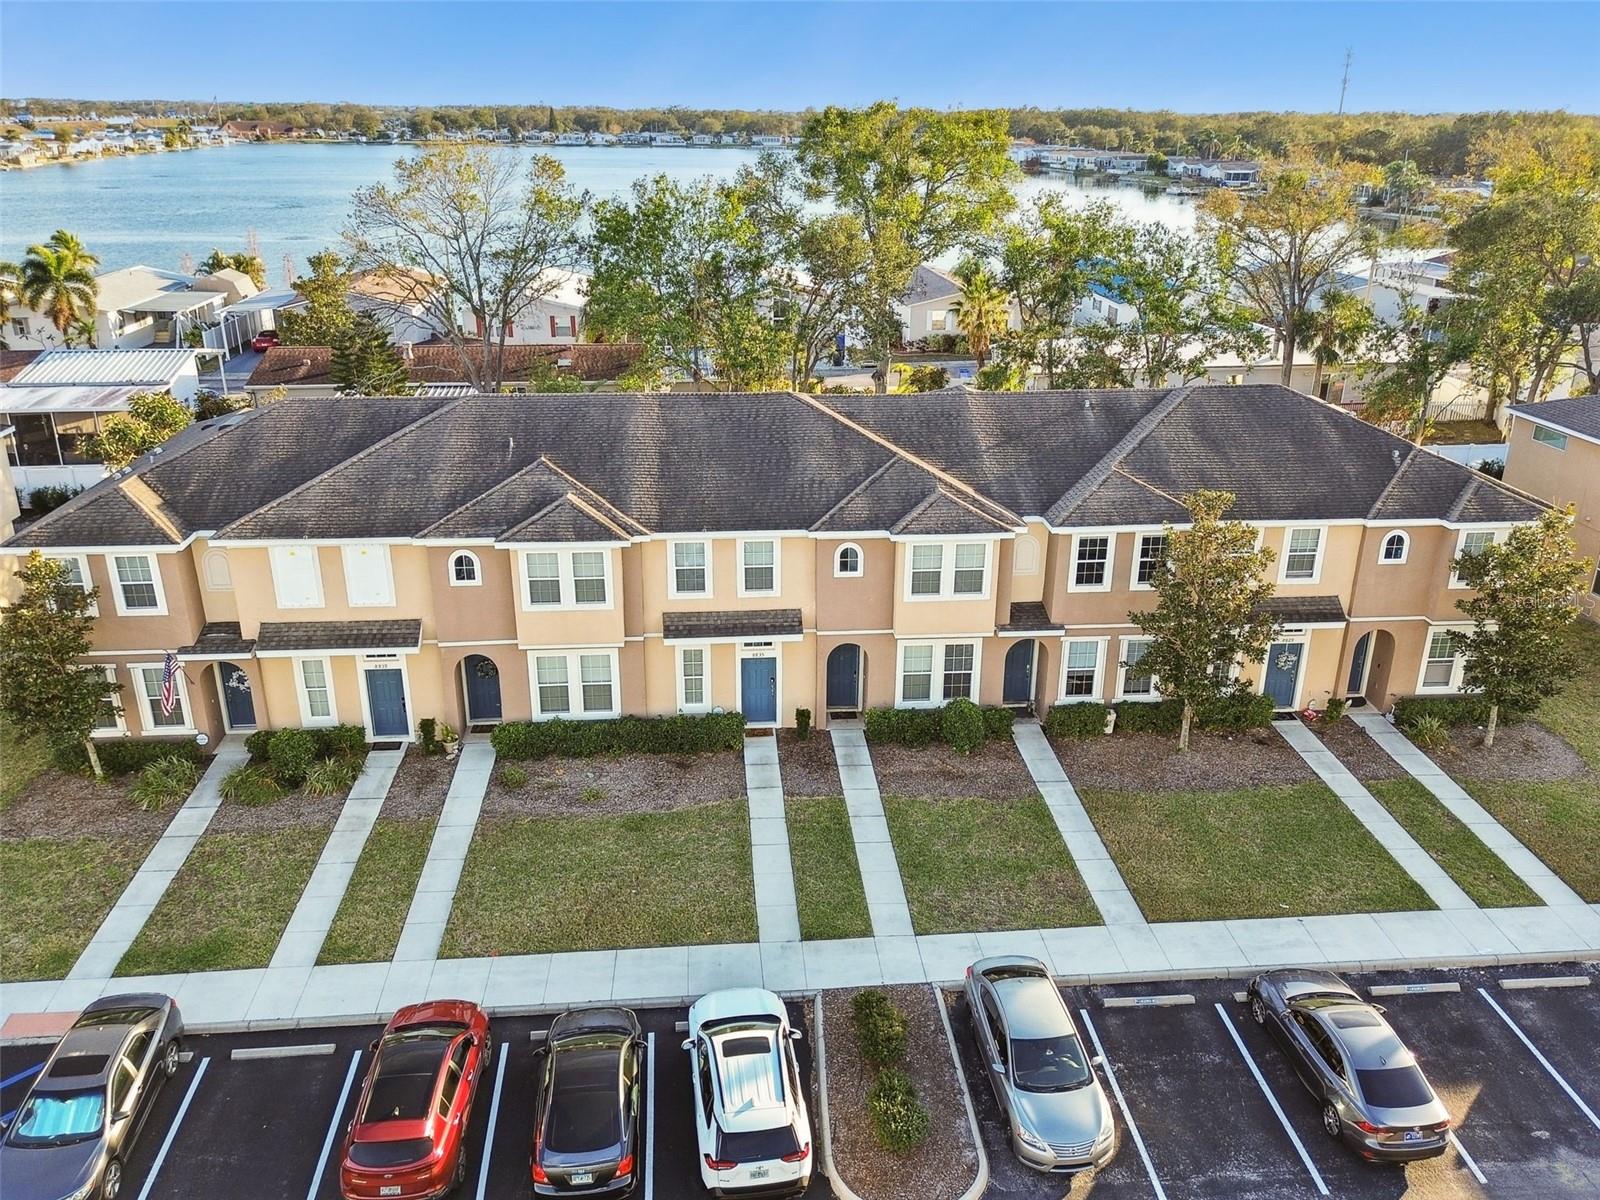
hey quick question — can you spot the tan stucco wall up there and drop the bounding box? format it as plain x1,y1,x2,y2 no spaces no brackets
815,539,893,632
80,552,205,653
1505,415,1600,621
889,541,1000,636
227,544,438,640
429,548,518,643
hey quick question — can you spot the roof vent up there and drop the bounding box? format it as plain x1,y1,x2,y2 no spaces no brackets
1083,395,1092,411
399,341,413,362
1392,448,1402,465
506,435,514,460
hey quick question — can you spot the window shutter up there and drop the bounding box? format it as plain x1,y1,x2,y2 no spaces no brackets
549,314,558,337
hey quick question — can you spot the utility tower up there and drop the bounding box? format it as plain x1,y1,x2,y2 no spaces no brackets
1337,48,1353,116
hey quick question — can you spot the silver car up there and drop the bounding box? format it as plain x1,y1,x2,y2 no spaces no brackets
964,956,1116,1172
1248,969,1452,1163
0,993,184,1200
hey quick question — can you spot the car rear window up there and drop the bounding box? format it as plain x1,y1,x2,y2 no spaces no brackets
720,1036,772,1058
717,1124,800,1164
348,1137,434,1168
1356,1066,1434,1109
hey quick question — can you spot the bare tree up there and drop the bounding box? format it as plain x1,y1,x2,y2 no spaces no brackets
344,146,588,392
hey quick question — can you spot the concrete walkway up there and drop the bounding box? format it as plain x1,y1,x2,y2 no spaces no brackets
744,737,801,944
391,741,495,965
829,725,914,938
66,735,251,981
1012,723,1148,932
268,748,404,969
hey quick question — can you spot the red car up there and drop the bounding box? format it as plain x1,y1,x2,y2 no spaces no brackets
339,1000,492,1200
251,330,281,352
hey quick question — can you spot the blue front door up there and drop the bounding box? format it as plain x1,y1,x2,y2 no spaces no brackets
463,655,502,723
1003,640,1036,707
1264,642,1304,710
826,645,860,711
366,667,409,738
1347,633,1371,696
741,656,778,725
220,662,256,729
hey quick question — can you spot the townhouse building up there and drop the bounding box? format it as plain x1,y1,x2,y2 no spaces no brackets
1,385,1543,746
1503,395,1600,622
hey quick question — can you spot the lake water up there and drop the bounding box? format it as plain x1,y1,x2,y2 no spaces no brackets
0,142,1198,281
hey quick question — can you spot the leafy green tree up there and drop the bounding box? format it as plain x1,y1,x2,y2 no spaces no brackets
1132,490,1280,751
199,249,267,289
894,364,950,393
1453,509,1593,747
1300,286,1375,398
1360,296,1476,440
796,103,1017,392
949,259,1010,369
277,249,356,346
0,258,19,347
0,553,120,779
19,230,99,340
90,391,192,469
331,312,410,395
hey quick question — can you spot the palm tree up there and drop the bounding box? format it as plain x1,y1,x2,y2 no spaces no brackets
0,260,20,347
950,261,1010,370
1302,288,1374,399
19,230,99,340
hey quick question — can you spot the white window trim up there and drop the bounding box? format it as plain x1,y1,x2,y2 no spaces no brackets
1067,533,1117,594
1378,531,1410,565
833,542,864,578
1531,424,1568,450
1449,528,1503,589
269,544,324,610
895,639,982,708
736,537,781,598
1129,533,1166,592
90,665,127,737
108,553,168,617
1416,624,1471,693
130,661,195,735
527,647,621,721
341,543,396,608
666,539,712,600
1057,636,1110,703
675,643,711,713
902,540,994,602
1114,636,1159,701
48,553,97,616
293,656,339,727
1277,526,1327,585
520,547,616,612
449,550,483,587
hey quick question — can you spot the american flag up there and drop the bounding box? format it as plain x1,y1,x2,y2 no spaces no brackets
160,652,179,717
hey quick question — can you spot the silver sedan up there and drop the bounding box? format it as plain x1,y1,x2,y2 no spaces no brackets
964,956,1117,1173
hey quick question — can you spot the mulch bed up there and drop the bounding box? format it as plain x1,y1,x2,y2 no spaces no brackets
379,750,455,820
0,770,176,841
870,739,1036,801
1049,727,1314,791
823,985,978,1200
1425,721,1590,783
210,788,345,834
1301,716,1409,782
777,730,841,795
483,750,746,817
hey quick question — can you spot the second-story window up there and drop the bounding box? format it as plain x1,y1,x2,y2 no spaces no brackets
269,544,322,609
1072,536,1111,589
1451,529,1497,588
1134,534,1167,588
523,549,610,608
910,545,943,595
1380,532,1408,563
1282,528,1323,581
112,554,165,615
835,544,863,577
450,551,480,585
526,552,561,605
907,541,989,599
673,541,709,596
741,540,777,595
952,545,986,594
572,552,607,604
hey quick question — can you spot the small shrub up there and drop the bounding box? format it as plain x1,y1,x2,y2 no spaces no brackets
304,755,361,797
578,785,607,804
499,764,529,789
244,729,272,763
867,1068,930,1154
851,989,909,1067
1113,699,1184,734
941,697,986,754
26,484,83,514
1392,694,1511,729
981,706,1015,740
1322,697,1349,724
1195,689,1275,732
419,717,441,756
130,755,200,811
795,708,812,740
267,727,318,787
220,763,284,806
313,725,367,759
1045,703,1110,738
863,707,941,747
1403,714,1450,749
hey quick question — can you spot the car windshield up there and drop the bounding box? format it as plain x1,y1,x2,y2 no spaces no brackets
5,1089,106,1146
1357,1066,1434,1109
1011,1035,1092,1092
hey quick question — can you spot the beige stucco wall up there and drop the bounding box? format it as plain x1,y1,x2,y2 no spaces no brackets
227,544,438,640
1505,416,1600,621
815,539,893,632
510,546,627,649
429,547,519,644
889,541,1001,636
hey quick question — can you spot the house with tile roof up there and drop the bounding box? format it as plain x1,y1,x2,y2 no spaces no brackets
244,342,645,399
1,384,1544,746
1504,395,1600,621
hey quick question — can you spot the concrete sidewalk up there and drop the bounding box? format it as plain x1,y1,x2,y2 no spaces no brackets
745,736,801,944
829,725,914,938
391,741,495,964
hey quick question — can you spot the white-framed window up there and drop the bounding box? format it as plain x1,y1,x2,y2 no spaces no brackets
897,640,979,707
834,543,863,578
928,309,950,333
295,657,337,726
521,548,613,609
1531,425,1568,450
677,646,708,711
530,649,620,719
201,548,232,592
449,550,481,586
269,544,323,609
738,539,779,596
1059,638,1108,701
1116,637,1157,699
1418,628,1468,692
341,544,395,608
91,665,126,735
1450,529,1498,588
1012,534,1041,576
47,553,96,615
110,553,167,615
1279,527,1325,583
1132,534,1167,590
571,551,608,605
1379,531,1409,564
133,662,192,732
1069,534,1114,592
669,540,710,598
903,540,991,600
526,551,561,605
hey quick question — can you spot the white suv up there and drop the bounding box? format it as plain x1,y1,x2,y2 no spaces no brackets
683,988,813,1197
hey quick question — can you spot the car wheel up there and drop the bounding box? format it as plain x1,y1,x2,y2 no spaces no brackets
452,1149,467,1192
1321,1103,1342,1140
1250,996,1267,1026
162,1039,181,1078
103,1158,123,1199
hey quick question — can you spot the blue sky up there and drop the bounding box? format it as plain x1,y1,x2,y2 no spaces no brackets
3,2,1596,113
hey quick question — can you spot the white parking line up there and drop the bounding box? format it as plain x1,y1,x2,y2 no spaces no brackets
644,1031,657,1200
1478,986,1600,1133
1079,1008,1167,1200
476,1045,507,1200
1213,1003,1330,1197
135,1055,210,1200
306,1048,363,1200
1450,1132,1488,1184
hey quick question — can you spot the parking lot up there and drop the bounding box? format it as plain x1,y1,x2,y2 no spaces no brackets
0,1002,827,1200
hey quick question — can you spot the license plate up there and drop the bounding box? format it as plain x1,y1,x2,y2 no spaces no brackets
571,1172,594,1185
380,1188,402,1197
1403,1130,1422,1142
749,1166,770,1180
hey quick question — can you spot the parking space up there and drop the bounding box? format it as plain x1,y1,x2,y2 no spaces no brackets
0,1041,52,1125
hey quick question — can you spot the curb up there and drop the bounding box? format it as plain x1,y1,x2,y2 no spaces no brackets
933,982,990,1200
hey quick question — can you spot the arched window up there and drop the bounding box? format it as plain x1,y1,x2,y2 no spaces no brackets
1012,534,1041,576
835,543,864,578
450,550,481,586
1380,531,1408,564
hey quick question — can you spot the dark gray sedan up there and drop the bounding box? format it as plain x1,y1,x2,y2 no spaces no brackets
0,993,184,1199
531,1006,645,1195
1248,969,1451,1163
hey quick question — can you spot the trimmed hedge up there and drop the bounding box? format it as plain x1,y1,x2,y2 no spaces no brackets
245,725,367,765
1197,690,1276,732
1044,702,1110,738
489,712,746,760
1113,699,1185,734
941,698,986,754
1393,694,1515,729
1044,691,1272,739
864,704,1018,750
851,989,909,1068
867,1068,930,1153
53,737,204,777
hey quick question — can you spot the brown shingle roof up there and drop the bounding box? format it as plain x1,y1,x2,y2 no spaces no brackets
0,350,43,383
247,342,643,390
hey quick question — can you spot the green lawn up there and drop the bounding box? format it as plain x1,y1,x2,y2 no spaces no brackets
1,838,152,981
115,827,329,975
441,801,756,956
1367,779,1542,908
0,711,51,809
1081,783,1435,923
786,796,872,941
882,793,1099,934
318,819,436,965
